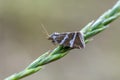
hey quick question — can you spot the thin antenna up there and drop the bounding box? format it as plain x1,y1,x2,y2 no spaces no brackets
41,24,50,37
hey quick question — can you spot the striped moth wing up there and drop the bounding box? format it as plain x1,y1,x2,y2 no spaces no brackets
48,31,85,49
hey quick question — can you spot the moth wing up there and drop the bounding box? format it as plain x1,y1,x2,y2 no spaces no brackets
72,32,85,48
60,32,85,48
55,33,67,43
60,32,74,47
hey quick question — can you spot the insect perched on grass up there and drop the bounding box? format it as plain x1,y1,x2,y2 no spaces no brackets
41,24,85,49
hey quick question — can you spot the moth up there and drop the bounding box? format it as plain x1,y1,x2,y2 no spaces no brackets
41,24,85,49
48,31,85,49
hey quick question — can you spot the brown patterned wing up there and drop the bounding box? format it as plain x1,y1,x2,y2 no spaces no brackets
60,32,85,49
59,32,75,47
72,32,85,49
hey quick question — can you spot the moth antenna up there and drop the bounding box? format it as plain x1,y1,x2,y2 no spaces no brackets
41,24,50,37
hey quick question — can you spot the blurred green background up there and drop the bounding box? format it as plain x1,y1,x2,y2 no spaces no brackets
0,0,120,80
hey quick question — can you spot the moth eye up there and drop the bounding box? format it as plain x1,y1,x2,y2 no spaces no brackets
48,36,53,40
48,37,51,40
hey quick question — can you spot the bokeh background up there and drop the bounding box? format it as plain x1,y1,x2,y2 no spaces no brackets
0,0,120,80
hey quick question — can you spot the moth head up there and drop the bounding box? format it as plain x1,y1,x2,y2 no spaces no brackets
48,32,60,40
